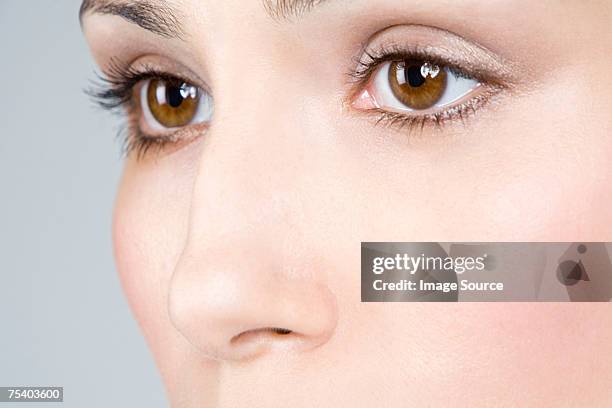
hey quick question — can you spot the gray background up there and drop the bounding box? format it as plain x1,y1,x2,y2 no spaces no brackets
0,1,166,407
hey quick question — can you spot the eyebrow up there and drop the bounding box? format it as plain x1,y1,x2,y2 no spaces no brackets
80,0,328,36
79,0,185,39
263,0,328,20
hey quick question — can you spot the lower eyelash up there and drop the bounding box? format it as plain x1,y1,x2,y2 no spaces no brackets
116,122,175,159
365,87,501,135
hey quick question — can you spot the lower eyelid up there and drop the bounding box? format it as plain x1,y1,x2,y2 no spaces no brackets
126,121,209,160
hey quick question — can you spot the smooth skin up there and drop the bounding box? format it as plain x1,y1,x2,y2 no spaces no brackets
82,0,612,406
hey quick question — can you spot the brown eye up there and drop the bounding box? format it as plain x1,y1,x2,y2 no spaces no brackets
143,78,209,128
388,61,447,110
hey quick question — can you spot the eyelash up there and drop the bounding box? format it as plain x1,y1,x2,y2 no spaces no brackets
347,44,504,134
89,46,503,157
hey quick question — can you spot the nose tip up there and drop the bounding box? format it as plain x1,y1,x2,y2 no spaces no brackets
167,262,338,362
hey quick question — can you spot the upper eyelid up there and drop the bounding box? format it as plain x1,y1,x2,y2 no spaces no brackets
348,24,521,89
105,67,206,94
104,57,210,92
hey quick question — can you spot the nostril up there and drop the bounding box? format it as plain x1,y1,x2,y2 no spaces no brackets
221,327,302,361
230,327,294,345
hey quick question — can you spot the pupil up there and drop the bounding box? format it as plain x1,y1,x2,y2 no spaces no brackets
406,65,426,87
167,84,184,108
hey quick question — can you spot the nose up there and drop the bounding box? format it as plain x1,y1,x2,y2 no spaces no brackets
167,91,338,362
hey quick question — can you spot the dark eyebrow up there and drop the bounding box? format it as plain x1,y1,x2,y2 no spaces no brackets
79,0,185,40
262,0,328,20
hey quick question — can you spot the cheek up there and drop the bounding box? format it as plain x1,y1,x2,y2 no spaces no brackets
384,303,612,403
417,75,612,241
479,73,612,240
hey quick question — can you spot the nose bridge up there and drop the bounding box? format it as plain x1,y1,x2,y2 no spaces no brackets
166,65,338,362
188,49,319,243
190,98,305,244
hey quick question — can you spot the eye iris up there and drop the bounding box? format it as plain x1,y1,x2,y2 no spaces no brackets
389,61,447,110
147,78,199,128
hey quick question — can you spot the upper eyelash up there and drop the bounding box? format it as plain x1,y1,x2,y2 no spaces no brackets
86,58,192,112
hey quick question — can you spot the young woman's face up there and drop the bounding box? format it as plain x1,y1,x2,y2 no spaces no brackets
82,0,612,406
